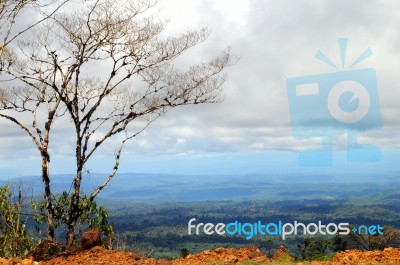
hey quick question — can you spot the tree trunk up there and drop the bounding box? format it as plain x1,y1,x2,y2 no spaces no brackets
66,169,82,245
66,222,75,245
41,149,55,241
66,124,85,245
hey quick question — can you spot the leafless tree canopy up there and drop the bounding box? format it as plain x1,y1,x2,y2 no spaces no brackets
0,0,232,243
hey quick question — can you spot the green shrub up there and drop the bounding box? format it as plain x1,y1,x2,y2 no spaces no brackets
32,191,114,247
0,185,34,257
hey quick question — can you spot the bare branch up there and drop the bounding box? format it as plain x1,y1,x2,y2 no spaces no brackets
0,113,41,150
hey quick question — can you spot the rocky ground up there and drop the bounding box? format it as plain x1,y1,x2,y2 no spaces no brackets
1,245,400,265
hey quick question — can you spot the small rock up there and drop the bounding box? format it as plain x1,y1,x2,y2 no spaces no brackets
81,229,102,250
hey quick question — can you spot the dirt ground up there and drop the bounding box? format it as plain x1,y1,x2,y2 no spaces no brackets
1,245,400,265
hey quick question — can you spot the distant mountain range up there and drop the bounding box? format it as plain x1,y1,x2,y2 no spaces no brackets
1,171,399,202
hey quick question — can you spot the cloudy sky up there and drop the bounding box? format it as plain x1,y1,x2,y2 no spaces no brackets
1,0,399,178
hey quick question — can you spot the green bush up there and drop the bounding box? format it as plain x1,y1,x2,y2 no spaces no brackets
0,185,34,257
32,191,114,247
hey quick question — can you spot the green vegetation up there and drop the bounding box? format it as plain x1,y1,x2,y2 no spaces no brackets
0,184,114,258
1,180,400,261
102,184,400,260
31,192,114,247
0,186,34,257
297,237,336,261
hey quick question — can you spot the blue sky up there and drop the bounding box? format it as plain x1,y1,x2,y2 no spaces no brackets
0,0,399,179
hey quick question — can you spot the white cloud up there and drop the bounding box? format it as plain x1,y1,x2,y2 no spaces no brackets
1,0,400,175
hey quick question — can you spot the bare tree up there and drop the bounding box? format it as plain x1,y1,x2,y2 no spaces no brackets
0,0,77,241
0,85,62,241
3,0,232,244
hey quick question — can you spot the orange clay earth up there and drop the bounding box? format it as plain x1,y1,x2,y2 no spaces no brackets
1,245,400,265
